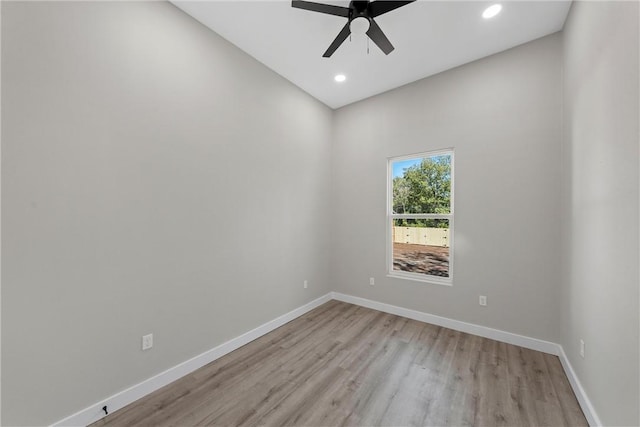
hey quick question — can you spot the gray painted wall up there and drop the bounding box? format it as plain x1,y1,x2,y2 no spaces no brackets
2,1,639,426
1,2,332,425
561,2,639,425
331,34,563,343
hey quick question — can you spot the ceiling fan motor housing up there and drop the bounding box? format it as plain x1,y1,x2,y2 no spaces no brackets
350,1,370,15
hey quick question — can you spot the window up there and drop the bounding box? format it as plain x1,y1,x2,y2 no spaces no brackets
387,150,454,284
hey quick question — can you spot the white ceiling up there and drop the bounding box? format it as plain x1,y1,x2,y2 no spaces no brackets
172,0,571,109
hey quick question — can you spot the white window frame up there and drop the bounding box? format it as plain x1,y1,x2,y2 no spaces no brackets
386,149,454,286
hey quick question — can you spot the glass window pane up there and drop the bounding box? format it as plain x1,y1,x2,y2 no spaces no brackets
392,218,449,277
391,154,451,214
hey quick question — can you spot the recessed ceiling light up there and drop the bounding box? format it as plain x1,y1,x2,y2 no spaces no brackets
482,4,502,19
334,74,346,83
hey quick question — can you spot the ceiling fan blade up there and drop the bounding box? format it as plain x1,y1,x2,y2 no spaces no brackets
323,22,351,57
366,19,394,55
369,1,415,18
291,1,350,17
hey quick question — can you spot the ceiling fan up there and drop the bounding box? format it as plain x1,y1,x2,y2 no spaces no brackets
291,0,416,57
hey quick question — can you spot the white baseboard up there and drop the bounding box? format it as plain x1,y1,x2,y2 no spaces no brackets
51,293,333,427
331,292,560,355
558,346,602,427
51,291,601,427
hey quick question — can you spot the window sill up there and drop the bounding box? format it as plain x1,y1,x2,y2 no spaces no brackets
387,272,453,287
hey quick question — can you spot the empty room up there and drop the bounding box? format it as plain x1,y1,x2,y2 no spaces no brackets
1,0,638,426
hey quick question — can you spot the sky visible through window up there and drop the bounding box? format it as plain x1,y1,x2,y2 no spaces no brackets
392,155,449,178
392,158,421,178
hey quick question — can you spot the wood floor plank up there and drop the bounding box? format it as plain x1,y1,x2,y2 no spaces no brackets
93,301,588,427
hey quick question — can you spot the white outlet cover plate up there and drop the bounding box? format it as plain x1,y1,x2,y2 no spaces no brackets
142,334,153,351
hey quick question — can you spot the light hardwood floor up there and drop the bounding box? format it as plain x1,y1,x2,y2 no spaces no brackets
93,300,588,426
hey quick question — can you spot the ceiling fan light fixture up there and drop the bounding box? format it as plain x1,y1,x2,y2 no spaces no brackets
349,16,370,35
482,4,502,19
334,74,346,82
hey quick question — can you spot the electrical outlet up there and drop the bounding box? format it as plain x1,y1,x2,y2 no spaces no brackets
369,277,375,286
142,333,153,351
580,339,585,358
303,280,308,289
479,295,487,306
